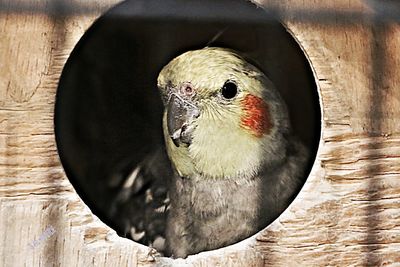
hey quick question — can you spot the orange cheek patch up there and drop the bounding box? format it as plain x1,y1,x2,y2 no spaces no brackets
240,94,273,137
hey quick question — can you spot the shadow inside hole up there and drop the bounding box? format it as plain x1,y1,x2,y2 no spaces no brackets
55,0,320,255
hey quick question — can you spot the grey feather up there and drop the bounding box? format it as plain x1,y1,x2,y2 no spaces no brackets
165,137,308,258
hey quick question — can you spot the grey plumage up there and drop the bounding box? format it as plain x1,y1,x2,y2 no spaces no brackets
164,137,307,258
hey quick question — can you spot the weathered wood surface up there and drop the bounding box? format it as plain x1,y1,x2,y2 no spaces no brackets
0,0,399,266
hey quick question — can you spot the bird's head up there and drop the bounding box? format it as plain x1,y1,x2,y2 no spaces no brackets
157,47,290,179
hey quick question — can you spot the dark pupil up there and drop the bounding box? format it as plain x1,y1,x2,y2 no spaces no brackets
221,81,237,99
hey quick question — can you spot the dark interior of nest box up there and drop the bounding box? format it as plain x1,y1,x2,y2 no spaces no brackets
55,0,321,254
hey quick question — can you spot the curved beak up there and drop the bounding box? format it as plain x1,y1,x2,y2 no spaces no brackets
166,94,200,147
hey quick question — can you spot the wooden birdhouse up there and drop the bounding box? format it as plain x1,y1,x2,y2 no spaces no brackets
1,0,399,266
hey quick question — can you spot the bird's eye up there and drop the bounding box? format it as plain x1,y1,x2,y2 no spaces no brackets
221,80,238,99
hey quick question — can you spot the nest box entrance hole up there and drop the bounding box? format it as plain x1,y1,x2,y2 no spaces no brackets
55,0,321,256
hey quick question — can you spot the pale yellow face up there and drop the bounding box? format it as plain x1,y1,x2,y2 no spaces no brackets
158,47,289,179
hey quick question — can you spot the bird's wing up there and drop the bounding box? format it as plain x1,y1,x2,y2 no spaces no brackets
109,147,173,254
260,136,309,225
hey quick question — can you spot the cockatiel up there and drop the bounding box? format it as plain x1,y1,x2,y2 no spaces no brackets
156,47,308,258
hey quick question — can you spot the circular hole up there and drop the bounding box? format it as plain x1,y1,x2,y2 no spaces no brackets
55,0,320,258
180,82,194,96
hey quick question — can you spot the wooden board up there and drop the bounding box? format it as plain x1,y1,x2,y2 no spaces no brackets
0,0,399,266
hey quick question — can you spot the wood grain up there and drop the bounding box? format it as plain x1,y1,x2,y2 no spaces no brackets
1,0,399,266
